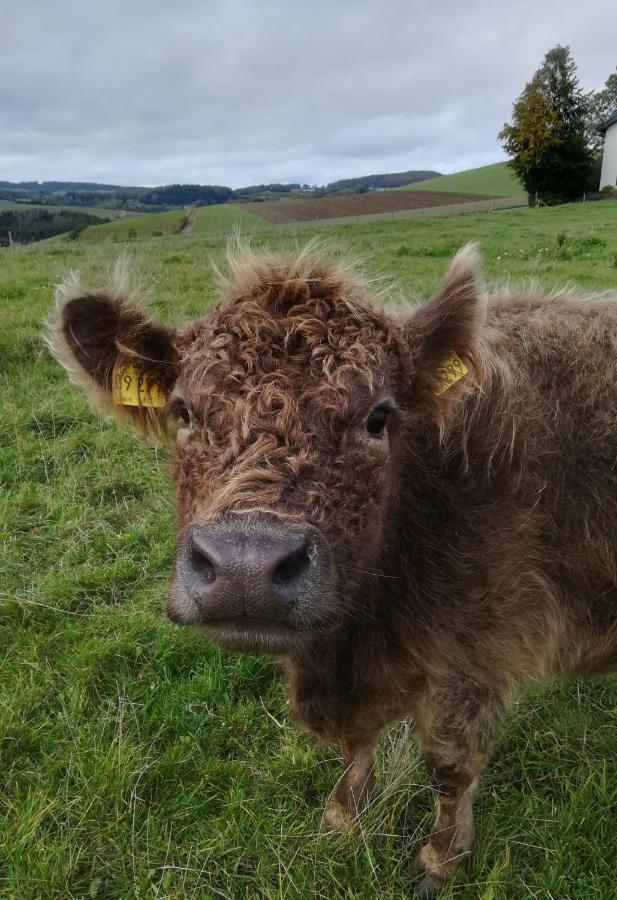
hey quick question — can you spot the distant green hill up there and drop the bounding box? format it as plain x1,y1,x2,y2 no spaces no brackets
399,162,524,197
194,204,269,234
75,204,269,241
78,208,186,241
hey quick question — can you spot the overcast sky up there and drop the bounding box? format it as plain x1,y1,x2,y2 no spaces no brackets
1,0,615,188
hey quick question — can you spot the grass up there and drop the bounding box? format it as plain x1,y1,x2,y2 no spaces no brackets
77,209,187,241
400,162,524,197
75,204,269,242
2,200,617,898
193,203,271,235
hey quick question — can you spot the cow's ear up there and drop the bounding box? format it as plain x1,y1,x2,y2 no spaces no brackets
399,244,486,419
46,267,178,435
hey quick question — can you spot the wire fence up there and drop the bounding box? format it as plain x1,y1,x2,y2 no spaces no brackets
192,195,530,240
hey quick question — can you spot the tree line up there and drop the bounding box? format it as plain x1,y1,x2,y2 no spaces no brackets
0,170,444,212
0,208,107,245
500,47,617,204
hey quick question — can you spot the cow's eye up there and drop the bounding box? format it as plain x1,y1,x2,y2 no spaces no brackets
170,399,191,429
178,404,191,427
365,404,391,438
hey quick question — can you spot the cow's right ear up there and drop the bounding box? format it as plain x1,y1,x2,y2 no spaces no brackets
46,268,178,434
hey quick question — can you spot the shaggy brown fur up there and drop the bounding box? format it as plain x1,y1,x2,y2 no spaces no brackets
48,243,617,894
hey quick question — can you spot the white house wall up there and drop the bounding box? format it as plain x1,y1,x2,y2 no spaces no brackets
600,123,617,189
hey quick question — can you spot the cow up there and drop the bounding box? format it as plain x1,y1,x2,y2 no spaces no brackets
47,243,617,894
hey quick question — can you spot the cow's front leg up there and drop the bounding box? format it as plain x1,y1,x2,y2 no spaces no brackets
321,730,380,831
413,744,486,895
412,685,503,895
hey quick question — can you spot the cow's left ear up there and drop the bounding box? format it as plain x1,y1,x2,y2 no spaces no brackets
46,267,178,434
398,244,486,416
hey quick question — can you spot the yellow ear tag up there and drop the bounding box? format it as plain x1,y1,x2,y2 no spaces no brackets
434,351,469,396
112,361,167,408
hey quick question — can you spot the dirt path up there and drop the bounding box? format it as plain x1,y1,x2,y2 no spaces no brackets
179,205,199,235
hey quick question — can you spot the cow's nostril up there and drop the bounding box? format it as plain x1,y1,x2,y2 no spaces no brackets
190,537,217,585
272,542,311,586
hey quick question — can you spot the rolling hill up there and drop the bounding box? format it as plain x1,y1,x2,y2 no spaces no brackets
193,203,269,234
77,208,188,241
399,162,524,197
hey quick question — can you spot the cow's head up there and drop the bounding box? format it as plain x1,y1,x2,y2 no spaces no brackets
48,245,484,654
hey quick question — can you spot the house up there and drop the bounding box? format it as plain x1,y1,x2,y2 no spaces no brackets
598,109,617,189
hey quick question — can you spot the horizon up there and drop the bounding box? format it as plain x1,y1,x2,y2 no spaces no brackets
1,161,503,191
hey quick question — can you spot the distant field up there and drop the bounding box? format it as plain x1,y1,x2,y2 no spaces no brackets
0,199,129,219
194,203,270,234
2,201,617,899
77,208,186,241
239,189,491,224
399,162,524,197
77,205,267,241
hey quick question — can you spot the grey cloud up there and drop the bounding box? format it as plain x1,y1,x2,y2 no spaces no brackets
1,0,615,186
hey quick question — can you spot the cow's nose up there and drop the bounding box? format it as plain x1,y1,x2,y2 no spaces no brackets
190,527,310,592
183,523,315,620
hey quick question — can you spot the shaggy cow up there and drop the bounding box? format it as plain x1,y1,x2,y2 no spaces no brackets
48,244,617,894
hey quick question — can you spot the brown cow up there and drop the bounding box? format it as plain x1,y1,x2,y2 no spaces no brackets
48,244,617,894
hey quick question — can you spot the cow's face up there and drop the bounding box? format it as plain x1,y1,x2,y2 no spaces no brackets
49,246,483,654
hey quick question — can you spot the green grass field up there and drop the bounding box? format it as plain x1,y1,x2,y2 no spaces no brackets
75,204,268,243
194,203,271,235
2,201,617,899
400,162,524,197
77,209,188,241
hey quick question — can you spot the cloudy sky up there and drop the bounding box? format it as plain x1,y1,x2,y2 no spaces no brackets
2,0,615,188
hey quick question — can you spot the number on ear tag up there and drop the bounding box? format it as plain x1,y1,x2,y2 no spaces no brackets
112,361,167,408
434,352,469,396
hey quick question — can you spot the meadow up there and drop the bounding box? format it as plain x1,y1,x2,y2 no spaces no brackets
77,209,188,242
399,162,524,197
2,201,617,899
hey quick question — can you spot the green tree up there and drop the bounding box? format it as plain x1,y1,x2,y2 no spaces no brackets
588,67,617,149
499,45,594,204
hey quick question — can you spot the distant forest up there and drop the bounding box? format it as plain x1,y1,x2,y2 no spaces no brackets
319,170,441,194
0,169,443,212
0,208,107,245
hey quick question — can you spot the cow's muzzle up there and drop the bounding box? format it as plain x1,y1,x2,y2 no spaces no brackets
168,513,334,653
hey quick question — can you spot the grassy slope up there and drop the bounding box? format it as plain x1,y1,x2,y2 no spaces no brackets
78,209,187,241
194,203,270,235
74,203,268,242
2,202,617,899
399,162,524,197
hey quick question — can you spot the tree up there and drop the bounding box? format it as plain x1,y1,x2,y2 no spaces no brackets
499,45,594,204
588,67,617,150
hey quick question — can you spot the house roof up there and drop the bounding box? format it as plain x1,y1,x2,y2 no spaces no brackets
597,109,617,134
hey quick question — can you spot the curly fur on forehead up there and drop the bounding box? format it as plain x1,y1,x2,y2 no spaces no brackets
214,240,379,314
177,243,397,399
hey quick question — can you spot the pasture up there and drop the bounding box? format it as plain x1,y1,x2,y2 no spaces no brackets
193,203,270,235
77,209,188,242
399,162,524,197
2,201,617,899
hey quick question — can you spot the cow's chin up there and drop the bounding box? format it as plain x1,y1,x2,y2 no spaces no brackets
201,619,309,655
